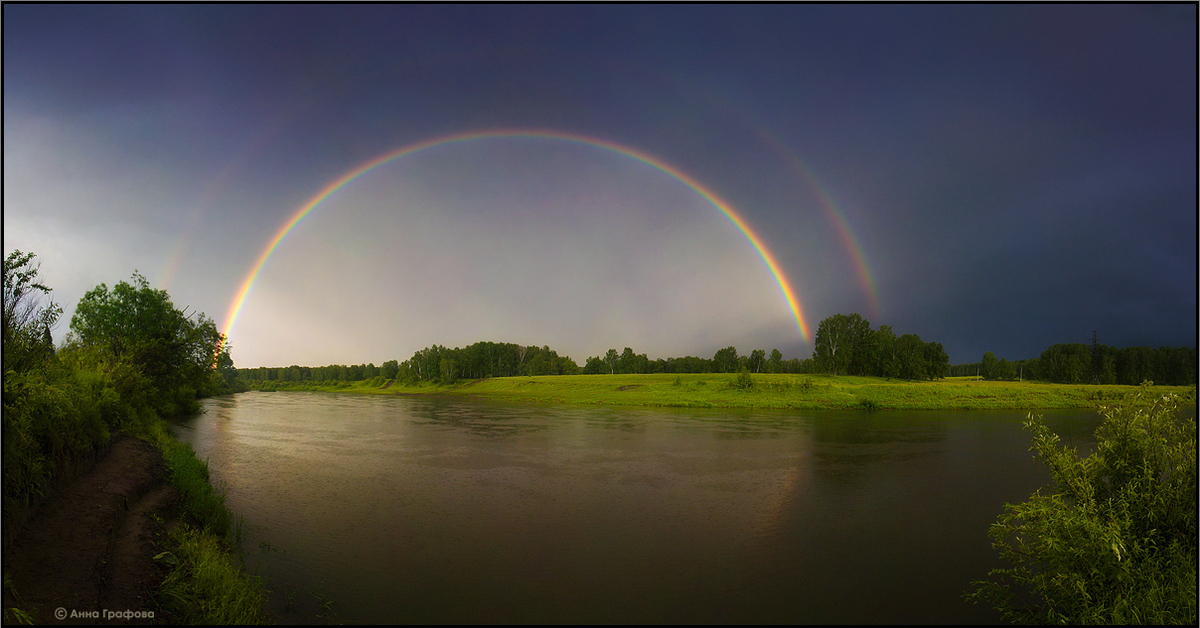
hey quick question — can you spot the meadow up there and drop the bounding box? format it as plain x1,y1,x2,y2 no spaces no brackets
251,373,1197,411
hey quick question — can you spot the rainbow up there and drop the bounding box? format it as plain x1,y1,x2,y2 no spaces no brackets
754,130,881,320
221,129,811,351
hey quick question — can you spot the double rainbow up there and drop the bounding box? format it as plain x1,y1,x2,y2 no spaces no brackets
221,129,811,351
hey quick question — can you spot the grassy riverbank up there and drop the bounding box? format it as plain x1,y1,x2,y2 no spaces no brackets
249,373,1196,410
147,420,268,624
3,254,265,624
2,415,268,625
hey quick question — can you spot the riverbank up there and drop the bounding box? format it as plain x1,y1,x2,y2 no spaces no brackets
2,422,267,625
247,373,1197,410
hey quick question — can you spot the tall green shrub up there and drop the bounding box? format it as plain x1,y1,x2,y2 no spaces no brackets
967,383,1197,623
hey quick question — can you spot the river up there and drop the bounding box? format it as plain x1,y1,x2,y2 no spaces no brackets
172,391,1109,624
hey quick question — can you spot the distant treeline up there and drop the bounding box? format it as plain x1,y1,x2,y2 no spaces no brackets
234,341,798,385
236,341,579,385
237,313,1198,387
950,343,1197,386
235,313,955,384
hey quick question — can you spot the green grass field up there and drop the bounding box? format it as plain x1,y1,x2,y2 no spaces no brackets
250,373,1196,411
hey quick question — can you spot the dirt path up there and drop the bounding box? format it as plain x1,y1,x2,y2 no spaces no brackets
3,437,181,624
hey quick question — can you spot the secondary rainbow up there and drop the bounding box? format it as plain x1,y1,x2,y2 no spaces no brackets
221,129,811,350
756,130,881,320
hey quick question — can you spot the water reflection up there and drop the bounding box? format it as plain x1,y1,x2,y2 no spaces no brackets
172,392,1124,624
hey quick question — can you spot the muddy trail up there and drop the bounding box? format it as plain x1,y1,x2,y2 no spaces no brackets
3,437,181,624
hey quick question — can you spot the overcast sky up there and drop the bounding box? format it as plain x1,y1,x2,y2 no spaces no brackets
5,4,1195,368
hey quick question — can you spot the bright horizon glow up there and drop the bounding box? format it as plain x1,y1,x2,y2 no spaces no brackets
220,129,811,358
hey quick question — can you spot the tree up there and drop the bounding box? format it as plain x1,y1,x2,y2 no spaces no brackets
995,358,1015,381
923,341,948,380
439,357,457,383
583,355,606,375
3,251,62,373
396,360,417,383
967,384,1196,623
981,351,998,380
747,349,766,373
712,346,740,373
730,367,755,390
767,349,783,373
558,355,579,375
381,359,399,380
69,272,228,411
895,333,927,381
850,322,878,376
603,349,619,374
874,324,900,379
1040,343,1090,384
213,342,238,390
813,313,870,376
618,347,638,374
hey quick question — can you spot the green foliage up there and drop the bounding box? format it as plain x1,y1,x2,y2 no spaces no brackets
244,371,1194,412
813,313,871,376
145,421,266,623
2,368,112,514
3,572,35,625
603,348,619,374
981,351,998,380
381,359,399,380
3,250,63,374
158,439,234,538
747,349,766,373
1035,343,1197,386
967,383,1198,623
68,272,230,415
157,526,267,625
2,252,260,623
812,313,946,380
729,368,756,390
767,348,784,373
996,357,1015,381
713,346,740,373
924,340,949,380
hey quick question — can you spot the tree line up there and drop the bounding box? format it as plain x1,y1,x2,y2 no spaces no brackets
237,341,582,385
811,312,950,380
237,312,955,384
235,313,1196,387
951,342,1196,386
237,342,818,384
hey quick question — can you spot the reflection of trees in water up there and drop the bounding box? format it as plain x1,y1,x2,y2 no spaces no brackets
809,411,950,445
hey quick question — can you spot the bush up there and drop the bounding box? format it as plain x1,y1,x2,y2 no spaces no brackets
966,383,1197,623
729,368,755,390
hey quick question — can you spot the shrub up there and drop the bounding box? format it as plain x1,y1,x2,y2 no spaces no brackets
729,368,755,390
966,383,1197,623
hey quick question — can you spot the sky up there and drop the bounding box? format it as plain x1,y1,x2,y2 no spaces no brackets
4,4,1196,368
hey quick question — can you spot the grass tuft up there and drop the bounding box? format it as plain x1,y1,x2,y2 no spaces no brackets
157,526,267,624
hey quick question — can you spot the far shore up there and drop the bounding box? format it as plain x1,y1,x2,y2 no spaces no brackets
238,373,1197,411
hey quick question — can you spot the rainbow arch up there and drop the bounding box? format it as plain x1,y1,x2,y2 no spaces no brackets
750,128,881,320
221,129,811,351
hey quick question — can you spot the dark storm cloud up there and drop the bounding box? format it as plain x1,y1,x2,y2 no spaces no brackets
4,4,1194,366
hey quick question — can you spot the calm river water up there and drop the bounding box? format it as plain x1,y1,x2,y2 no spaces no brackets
172,391,1108,624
